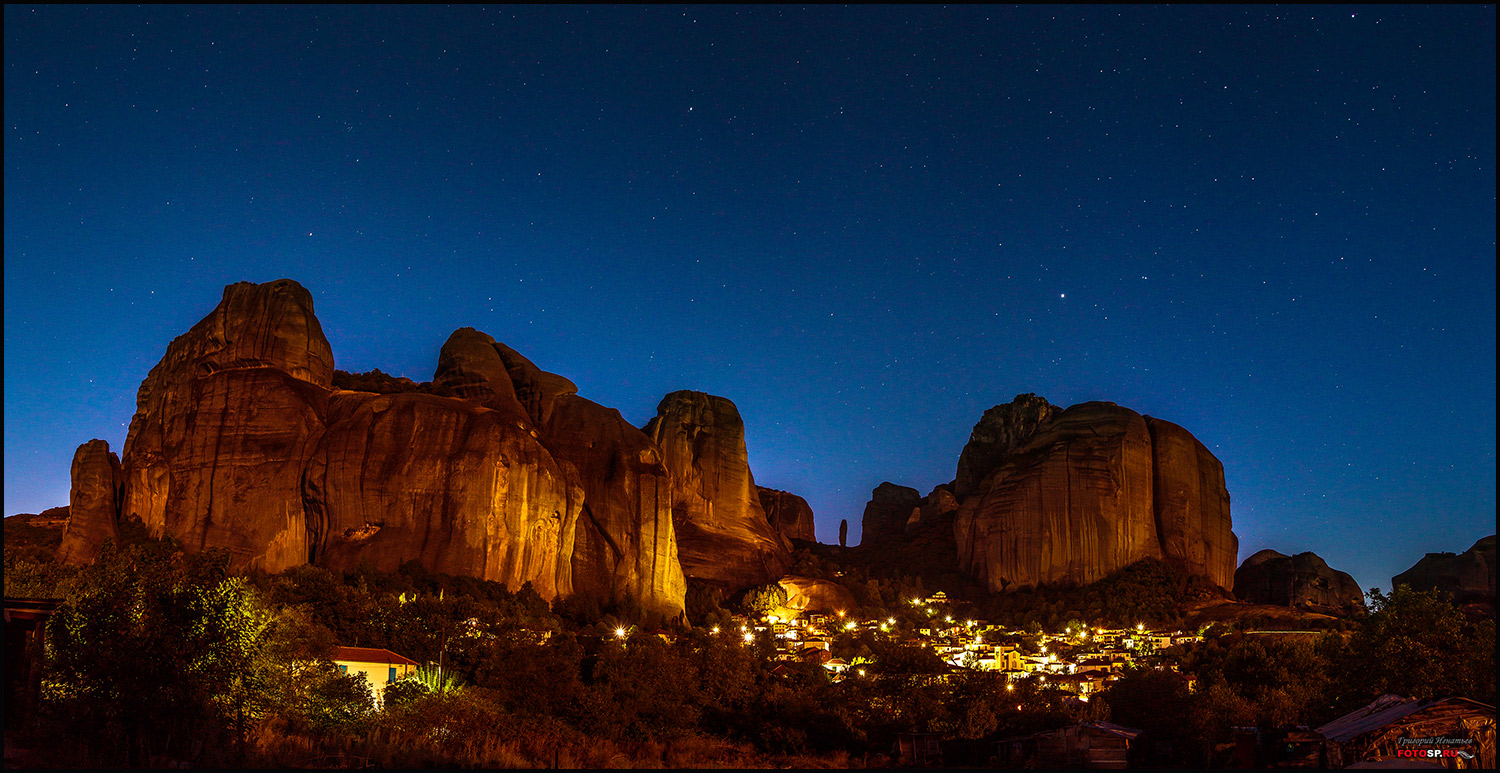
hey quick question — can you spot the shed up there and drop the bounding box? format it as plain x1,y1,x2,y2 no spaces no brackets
4,597,61,732
1315,694,1494,769
997,720,1142,769
895,732,943,766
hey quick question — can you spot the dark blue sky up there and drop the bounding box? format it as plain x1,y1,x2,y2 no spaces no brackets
6,5,1494,594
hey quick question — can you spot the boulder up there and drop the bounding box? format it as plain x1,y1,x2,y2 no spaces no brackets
778,575,858,615
57,440,122,565
954,402,1162,591
1392,535,1495,607
1234,549,1366,616
859,482,922,549
953,393,1056,500
758,487,817,543
643,391,790,591
1148,417,1237,590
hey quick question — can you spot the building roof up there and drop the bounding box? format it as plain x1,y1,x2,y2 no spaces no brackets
1083,721,1143,739
332,646,419,666
1315,695,1497,744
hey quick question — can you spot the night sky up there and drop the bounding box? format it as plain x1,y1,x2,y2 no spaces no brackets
6,5,1494,595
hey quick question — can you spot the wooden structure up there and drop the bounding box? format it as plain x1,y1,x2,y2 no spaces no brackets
1315,694,1495,769
894,732,943,766
996,720,1141,769
4,597,61,733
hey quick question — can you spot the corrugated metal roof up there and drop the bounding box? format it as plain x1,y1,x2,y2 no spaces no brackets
1083,721,1143,739
332,646,419,666
1315,695,1496,743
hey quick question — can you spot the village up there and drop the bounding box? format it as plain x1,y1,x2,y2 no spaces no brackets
735,591,1196,697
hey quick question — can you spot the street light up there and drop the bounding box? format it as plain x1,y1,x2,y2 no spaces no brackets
743,632,754,643
615,627,627,639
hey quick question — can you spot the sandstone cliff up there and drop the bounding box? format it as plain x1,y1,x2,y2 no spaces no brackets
1233,549,1365,616
778,575,857,615
858,482,922,549
758,487,817,543
643,391,790,591
107,279,685,622
57,440,122,565
953,398,1237,592
119,280,333,572
1392,535,1495,607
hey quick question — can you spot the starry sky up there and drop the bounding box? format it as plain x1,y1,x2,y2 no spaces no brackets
5,5,1494,595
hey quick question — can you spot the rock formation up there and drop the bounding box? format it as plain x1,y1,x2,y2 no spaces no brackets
839,519,848,547
643,391,790,591
119,280,333,572
953,398,1237,592
303,389,581,601
758,487,817,543
778,575,858,615
907,485,958,534
1234,549,1365,616
858,482,922,549
1393,535,1495,607
1148,418,1237,590
540,393,686,622
953,393,1056,500
57,440,122,565
108,279,686,622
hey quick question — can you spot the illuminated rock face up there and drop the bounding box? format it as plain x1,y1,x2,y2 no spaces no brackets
758,487,817,543
540,393,686,624
119,280,332,572
644,391,790,592
1235,550,1365,616
57,440,122,565
304,389,581,602
109,280,686,622
953,399,1238,592
778,575,857,615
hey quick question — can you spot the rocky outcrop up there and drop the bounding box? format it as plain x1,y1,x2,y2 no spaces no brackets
57,440,122,565
778,575,858,615
907,485,958,533
643,391,790,591
859,482,922,549
1393,536,1495,607
954,394,1056,500
304,390,581,601
952,397,1237,592
1148,418,1238,590
1234,549,1365,616
542,394,686,622
120,280,333,571
955,402,1162,591
109,279,687,622
758,487,817,543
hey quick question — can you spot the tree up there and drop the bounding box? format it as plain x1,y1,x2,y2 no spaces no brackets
45,538,272,766
1332,586,1496,708
739,583,789,617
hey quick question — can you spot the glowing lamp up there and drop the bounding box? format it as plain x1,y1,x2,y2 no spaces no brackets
615,627,627,639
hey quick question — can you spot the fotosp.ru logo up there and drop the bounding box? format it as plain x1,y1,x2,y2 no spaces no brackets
1395,735,1477,760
